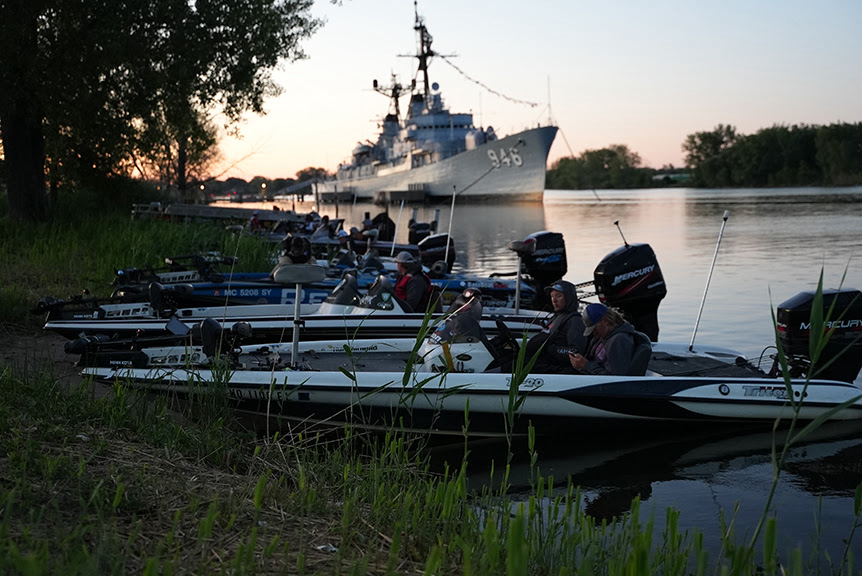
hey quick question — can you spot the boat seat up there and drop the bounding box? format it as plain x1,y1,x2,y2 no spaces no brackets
627,331,652,376
272,264,327,285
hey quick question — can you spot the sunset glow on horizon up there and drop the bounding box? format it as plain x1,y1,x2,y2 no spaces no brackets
214,0,862,181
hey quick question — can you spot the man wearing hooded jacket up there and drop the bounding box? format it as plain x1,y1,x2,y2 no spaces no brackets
522,280,588,373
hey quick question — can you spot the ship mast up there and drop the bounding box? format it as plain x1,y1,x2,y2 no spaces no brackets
413,0,433,103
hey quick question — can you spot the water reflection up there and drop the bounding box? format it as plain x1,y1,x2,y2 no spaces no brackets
431,420,862,560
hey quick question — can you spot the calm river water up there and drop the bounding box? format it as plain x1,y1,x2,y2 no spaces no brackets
264,186,862,563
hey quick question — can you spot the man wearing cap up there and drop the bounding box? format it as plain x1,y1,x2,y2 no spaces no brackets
520,280,588,373
569,303,641,375
311,215,331,239
394,251,433,312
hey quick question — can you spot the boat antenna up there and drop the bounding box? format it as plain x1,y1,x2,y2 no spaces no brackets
390,199,405,256
689,210,730,352
614,220,628,247
444,185,456,268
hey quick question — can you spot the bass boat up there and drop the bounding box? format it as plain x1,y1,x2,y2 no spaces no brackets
77,280,862,438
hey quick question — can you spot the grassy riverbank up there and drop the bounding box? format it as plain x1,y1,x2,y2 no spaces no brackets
1,193,860,574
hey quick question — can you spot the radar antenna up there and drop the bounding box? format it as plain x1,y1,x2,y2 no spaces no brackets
372,74,403,119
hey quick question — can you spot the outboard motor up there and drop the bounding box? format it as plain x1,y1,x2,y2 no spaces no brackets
776,288,862,383
371,212,397,242
509,231,567,309
408,220,433,245
513,231,567,287
593,243,666,342
408,209,440,245
417,233,456,272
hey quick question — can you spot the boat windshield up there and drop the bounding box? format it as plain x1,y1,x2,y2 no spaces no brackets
358,275,398,311
325,274,361,306
429,289,484,343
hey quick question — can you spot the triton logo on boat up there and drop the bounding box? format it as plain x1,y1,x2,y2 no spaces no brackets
742,385,790,399
507,377,544,389
718,384,730,396
611,265,654,287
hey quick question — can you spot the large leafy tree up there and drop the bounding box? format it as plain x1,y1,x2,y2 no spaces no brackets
815,122,862,186
681,124,737,186
0,0,320,220
546,144,649,190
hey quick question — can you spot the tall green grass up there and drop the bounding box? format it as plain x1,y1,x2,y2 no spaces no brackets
0,194,276,329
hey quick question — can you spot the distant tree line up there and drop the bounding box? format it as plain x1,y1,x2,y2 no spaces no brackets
203,167,328,201
682,122,862,187
547,122,862,190
546,144,681,190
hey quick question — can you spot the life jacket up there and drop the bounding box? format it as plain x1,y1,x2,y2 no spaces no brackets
395,271,434,312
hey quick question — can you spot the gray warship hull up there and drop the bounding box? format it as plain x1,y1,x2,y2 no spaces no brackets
320,125,556,201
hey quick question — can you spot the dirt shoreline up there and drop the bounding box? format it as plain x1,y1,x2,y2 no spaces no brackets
0,325,85,388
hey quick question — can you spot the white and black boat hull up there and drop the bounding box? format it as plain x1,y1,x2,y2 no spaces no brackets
82,362,862,438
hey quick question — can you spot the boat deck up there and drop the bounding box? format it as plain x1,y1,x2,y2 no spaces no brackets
648,352,767,378
236,348,769,379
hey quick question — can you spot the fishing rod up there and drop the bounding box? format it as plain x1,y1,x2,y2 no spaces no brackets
690,210,730,352
390,198,405,257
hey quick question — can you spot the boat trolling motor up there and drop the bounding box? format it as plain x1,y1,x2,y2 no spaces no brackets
775,288,862,383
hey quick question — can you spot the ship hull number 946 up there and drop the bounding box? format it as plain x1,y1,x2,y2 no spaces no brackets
488,147,523,168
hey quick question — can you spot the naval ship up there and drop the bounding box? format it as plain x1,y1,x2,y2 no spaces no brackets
319,5,557,202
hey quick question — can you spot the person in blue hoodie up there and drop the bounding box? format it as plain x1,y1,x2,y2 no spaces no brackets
569,303,647,375
520,280,588,373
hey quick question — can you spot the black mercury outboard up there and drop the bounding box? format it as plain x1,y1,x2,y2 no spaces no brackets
508,231,568,308
593,243,666,342
417,233,456,272
775,288,862,383
408,208,441,244
408,219,438,245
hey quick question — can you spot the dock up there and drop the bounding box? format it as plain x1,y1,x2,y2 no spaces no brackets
131,203,305,228
373,184,427,205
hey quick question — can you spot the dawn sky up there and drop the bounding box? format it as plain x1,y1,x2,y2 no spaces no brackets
215,0,862,181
